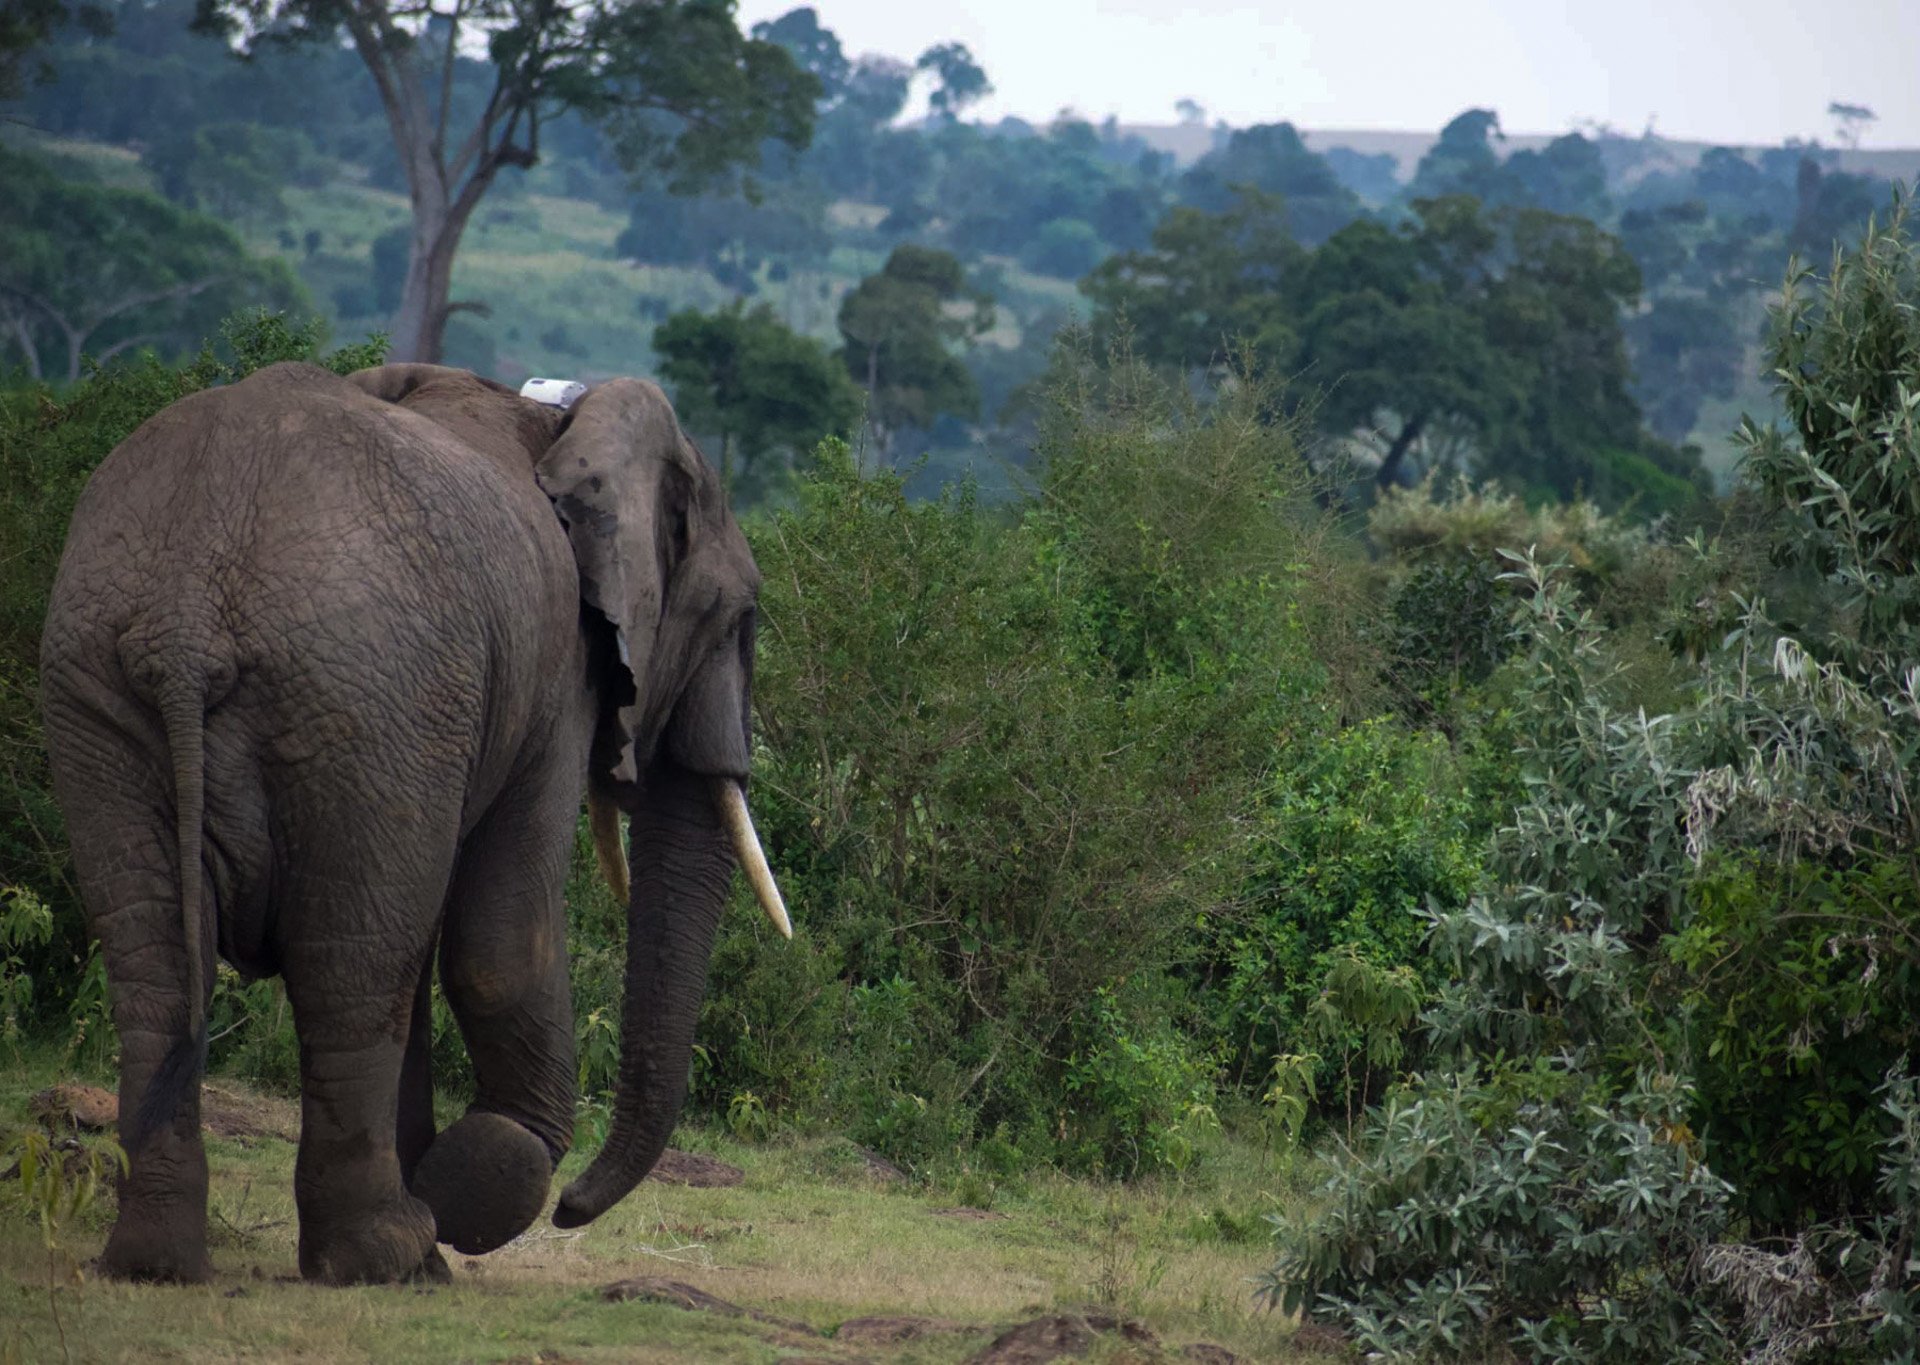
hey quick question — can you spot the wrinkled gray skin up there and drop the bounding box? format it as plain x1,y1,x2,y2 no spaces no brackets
40,362,763,1284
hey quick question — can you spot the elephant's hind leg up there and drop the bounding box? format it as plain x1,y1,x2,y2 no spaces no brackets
48,704,214,1284
409,741,583,1257
277,844,452,1284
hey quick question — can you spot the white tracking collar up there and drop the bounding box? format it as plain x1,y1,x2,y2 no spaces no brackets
520,377,588,409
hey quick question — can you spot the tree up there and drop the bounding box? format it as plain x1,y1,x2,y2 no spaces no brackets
0,0,109,97
1287,210,1510,488
652,300,859,494
1407,108,1509,202
837,244,993,454
1828,100,1876,149
616,177,830,285
1084,187,1702,503
1080,188,1305,372
194,0,818,364
1177,122,1361,244
1503,132,1609,220
1790,156,1889,256
1021,217,1104,278
913,41,988,121
141,122,327,223
0,145,305,382
749,5,845,102
1321,145,1402,205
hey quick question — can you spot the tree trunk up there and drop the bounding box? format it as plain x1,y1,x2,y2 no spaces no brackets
341,11,505,367
865,343,885,459
389,204,464,364
1376,411,1430,489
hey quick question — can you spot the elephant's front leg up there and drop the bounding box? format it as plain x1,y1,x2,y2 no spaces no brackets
408,759,581,1257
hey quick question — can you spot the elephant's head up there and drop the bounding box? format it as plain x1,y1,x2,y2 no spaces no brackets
529,378,790,1229
346,364,788,1228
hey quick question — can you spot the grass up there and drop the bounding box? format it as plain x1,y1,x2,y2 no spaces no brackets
0,1045,1336,1362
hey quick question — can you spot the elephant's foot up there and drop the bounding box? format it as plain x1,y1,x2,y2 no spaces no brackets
99,1216,213,1284
409,1111,552,1255
406,1247,454,1284
298,1193,438,1285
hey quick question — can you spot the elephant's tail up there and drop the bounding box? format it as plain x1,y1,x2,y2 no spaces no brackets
157,673,210,1048
129,668,219,1151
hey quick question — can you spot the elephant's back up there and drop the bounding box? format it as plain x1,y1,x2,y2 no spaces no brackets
49,362,582,805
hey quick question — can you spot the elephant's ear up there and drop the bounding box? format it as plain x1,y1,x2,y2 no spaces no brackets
534,378,700,787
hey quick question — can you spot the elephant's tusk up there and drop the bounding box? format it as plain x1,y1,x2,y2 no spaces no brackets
711,779,792,939
588,785,630,903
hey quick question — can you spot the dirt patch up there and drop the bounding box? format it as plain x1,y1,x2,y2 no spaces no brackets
835,1315,977,1345
966,1313,1158,1364
30,1081,298,1143
201,1084,299,1142
29,1083,117,1131
929,1206,1007,1220
1181,1346,1242,1364
648,1149,745,1187
1289,1321,1351,1355
599,1275,817,1337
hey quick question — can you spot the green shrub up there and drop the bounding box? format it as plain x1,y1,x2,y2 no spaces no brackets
1265,1066,1734,1362
720,347,1360,1170
1205,717,1482,1116
1061,979,1218,1177
1274,202,1920,1358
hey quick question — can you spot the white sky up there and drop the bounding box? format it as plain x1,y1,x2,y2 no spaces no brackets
734,0,1920,148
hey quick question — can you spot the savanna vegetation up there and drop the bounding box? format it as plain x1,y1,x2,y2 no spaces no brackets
4,1,1920,1360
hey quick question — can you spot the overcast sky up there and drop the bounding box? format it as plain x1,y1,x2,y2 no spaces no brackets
734,0,1920,148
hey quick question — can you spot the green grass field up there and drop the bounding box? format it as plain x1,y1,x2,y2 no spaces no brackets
1,1047,1335,1362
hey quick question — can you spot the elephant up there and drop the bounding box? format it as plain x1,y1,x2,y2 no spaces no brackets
38,360,790,1285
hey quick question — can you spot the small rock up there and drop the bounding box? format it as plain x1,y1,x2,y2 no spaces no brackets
854,1145,907,1183
966,1312,1157,1364
648,1149,745,1187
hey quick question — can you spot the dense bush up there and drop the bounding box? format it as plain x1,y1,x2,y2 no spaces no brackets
1204,718,1483,1116
700,347,1376,1172
1270,200,1920,1361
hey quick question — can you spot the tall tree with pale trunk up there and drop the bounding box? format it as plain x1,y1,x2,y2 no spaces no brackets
192,0,817,363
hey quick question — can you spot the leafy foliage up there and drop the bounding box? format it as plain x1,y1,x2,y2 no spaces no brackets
652,299,859,497
1086,188,1708,506
0,144,308,383
836,244,993,451
1271,195,1920,1362
708,346,1354,1169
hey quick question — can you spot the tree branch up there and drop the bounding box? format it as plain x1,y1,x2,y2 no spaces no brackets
0,307,43,382
92,333,163,364
78,277,222,332
433,0,465,160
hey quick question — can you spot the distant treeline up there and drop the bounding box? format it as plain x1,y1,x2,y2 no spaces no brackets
1,0,1906,500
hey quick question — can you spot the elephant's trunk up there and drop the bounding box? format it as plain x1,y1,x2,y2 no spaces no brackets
552,763,734,1229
